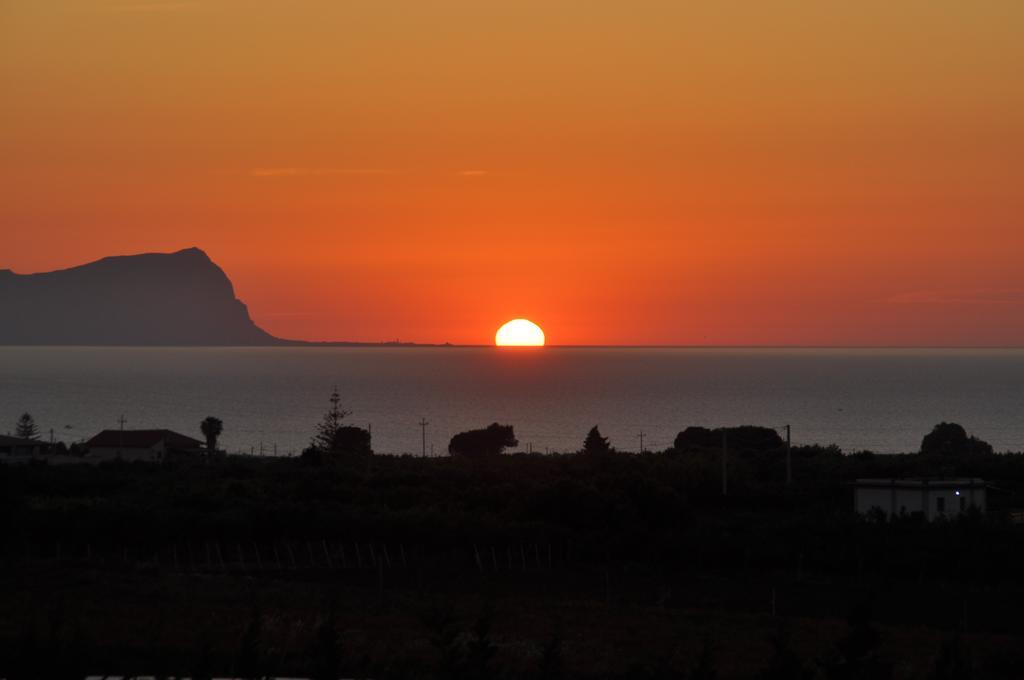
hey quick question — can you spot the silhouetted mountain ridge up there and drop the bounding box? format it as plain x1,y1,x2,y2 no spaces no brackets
0,248,281,345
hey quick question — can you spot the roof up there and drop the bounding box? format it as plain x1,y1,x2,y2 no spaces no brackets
855,478,986,489
85,429,204,450
0,434,41,447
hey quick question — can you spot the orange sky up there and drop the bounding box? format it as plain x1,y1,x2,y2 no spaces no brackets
2,1,1023,345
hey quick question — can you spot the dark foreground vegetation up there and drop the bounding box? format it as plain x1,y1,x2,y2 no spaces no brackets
4,418,1024,678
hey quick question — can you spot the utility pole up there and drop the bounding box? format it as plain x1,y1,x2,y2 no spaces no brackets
419,418,429,457
785,424,792,487
721,430,729,497
638,431,645,454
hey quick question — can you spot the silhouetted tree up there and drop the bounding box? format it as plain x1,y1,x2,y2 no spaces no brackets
312,388,351,453
15,413,38,440
673,426,717,452
582,426,613,455
724,425,785,453
448,423,517,457
200,416,223,454
333,425,372,456
673,425,783,454
921,422,993,456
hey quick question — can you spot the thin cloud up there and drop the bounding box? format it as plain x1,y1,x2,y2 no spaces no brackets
887,289,1024,305
250,168,396,178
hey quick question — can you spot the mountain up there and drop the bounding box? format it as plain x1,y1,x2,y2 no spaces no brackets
0,248,282,345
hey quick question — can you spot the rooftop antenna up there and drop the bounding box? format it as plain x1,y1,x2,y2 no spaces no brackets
638,431,646,454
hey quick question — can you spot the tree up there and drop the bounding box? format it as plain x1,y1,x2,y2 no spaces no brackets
672,425,783,454
920,422,993,456
582,426,612,456
448,424,517,457
15,413,38,440
673,426,717,452
200,416,223,454
312,388,351,453
333,425,372,456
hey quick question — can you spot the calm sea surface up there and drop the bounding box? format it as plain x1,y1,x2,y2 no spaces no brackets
2,347,1023,455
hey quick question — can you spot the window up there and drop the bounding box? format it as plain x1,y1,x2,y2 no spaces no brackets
936,497,945,514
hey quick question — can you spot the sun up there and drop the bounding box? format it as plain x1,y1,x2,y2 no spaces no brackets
495,318,546,347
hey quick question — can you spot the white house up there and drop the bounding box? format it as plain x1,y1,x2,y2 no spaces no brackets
854,478,986,521
84,429,205,462
0,434,44,458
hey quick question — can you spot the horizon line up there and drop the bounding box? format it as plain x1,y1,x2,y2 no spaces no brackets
5,343,1024,350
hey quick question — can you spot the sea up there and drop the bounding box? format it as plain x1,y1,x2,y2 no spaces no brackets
1,347,1023,456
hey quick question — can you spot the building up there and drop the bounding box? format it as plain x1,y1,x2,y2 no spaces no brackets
854,478,986,521
0,434,44,458
84,429,205,462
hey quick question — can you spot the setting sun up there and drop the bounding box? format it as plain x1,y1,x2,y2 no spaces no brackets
495,319,545,347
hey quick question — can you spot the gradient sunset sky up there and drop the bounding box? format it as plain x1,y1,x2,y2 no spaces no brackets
2,1,1022,345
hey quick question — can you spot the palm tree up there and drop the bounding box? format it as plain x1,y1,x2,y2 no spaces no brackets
200,416,223,454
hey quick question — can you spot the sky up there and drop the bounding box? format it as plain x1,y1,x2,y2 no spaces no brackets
2,1,1023,345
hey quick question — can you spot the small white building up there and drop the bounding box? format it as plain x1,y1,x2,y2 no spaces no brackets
85,429,205,462
0,434,44,458
854,478,986,521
